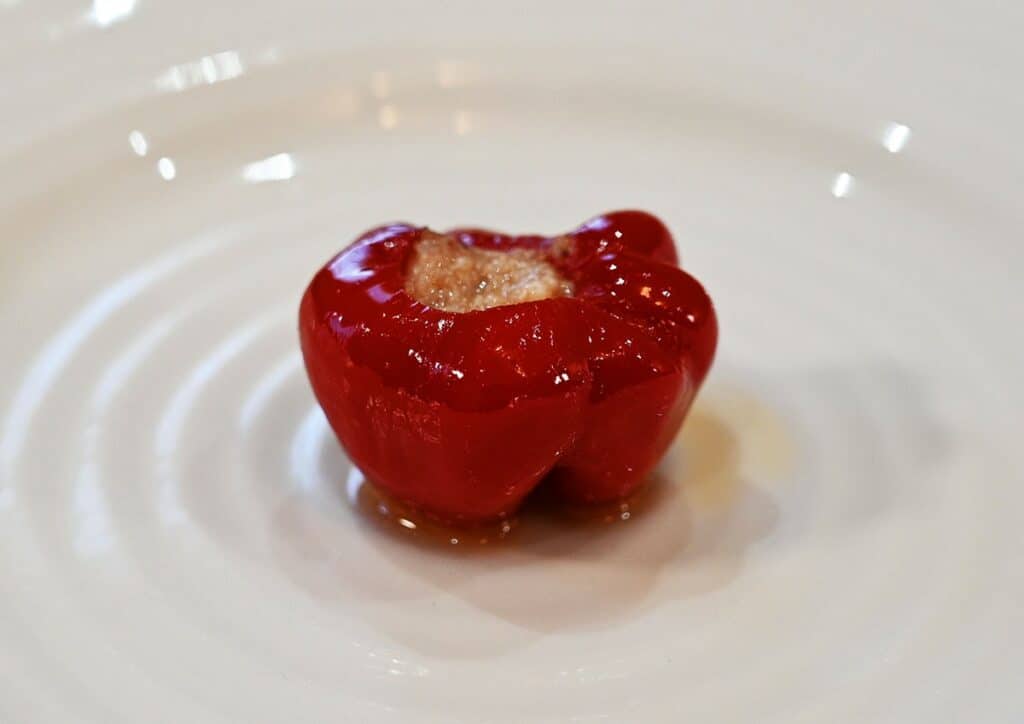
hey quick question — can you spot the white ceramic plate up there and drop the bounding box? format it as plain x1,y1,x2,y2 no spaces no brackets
2,2,1023,722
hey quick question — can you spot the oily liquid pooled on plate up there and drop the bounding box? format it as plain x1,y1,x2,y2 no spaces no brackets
349,472,666,550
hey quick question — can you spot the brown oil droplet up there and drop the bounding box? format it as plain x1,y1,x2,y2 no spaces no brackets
347,472,519,551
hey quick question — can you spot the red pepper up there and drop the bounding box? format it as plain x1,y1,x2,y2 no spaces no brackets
299,211,717,524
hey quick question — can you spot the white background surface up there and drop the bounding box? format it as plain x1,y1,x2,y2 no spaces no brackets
1,1,1022,722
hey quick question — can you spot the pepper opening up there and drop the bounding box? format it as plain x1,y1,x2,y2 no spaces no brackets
406,231,573,313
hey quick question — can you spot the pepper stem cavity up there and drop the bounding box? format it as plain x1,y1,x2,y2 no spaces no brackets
406,231,573,313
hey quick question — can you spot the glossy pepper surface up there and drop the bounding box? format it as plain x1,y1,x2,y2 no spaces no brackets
299,211,717,523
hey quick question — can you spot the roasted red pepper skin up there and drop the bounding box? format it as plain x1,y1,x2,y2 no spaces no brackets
299,211,717,523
